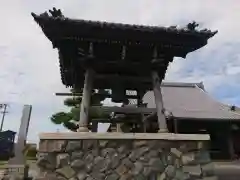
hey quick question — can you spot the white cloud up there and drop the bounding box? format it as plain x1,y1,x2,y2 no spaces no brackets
1,0,240,142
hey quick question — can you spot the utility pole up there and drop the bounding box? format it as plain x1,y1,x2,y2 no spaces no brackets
0,103,8,131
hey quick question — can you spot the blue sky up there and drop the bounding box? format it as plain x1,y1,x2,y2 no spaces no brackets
1,0,240,143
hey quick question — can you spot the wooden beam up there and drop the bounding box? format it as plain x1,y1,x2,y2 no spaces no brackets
96,74,152,83
90,106,156,114
55,92,138,99
55,92,83,96
91,118,139,123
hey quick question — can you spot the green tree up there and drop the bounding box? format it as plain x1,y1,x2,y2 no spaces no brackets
50,88,110,131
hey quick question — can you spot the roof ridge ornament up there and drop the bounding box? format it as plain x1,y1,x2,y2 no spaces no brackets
49,7,64,18
187,21,199,31
31,7,64,19
185,21,218,37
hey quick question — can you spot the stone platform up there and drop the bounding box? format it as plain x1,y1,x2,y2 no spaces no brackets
35,132,218,180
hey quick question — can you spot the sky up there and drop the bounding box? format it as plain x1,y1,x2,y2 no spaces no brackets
1,0,240,143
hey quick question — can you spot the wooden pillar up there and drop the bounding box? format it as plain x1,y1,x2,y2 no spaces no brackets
226,125,235,159
151,71,168,133
137,89,146,132
174,118,178,133
91,122,98,132
78,69,94,132
117,124,122,132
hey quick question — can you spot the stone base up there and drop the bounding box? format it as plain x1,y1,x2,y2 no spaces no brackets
35,133,217,180
3,164,29,180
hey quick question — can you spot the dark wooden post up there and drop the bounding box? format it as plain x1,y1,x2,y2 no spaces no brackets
151,47,168,133
226,124,235,159
78,69,94,132
91,122,98,132
151,71,168,132
174,118,178,133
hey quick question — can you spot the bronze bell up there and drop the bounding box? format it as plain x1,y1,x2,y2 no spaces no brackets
111,84,125,103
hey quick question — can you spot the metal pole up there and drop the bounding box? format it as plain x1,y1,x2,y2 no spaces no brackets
0,104,7,131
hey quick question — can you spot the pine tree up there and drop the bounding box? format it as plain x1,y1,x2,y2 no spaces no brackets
50,88,110,131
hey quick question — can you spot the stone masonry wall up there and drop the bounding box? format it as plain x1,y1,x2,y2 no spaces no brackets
35,137,217,180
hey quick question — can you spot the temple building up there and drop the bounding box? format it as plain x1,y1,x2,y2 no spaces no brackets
143,82,240,160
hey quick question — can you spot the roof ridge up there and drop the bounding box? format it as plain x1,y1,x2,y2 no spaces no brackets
161,81,202,88
31,8,218,38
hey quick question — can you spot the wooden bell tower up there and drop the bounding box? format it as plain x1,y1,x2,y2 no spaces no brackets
32,8,217,133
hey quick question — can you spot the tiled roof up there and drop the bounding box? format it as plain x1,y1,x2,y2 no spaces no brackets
31,8,217,42
143,82,240,120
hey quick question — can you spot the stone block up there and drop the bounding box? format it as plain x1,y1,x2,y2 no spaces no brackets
134,173,146,180
129,146,150,162
56,166,75,179
43,172,65,180
116,163,128,175
86,176,94,180
69,177,78,180
148,140,172,150
148,158,164,172
174,158,182,168
39,140,67,153
133,140,148,148
93,156,109,172
197,141,208,149
119,173,132,180
82,140,96,151
77,171,87,180
170,148,182,158
157,172,167,180
111,155,121,169
71,159,85,169
84,153,94,164
196,176,218,180
107,140,120,148
99,140,108,148
122,158,134,169
101,148,116,158
201,163,215,176
179,141,199,152
105,173,119,180
56,153,69,168
181,152,196,165
117,145,128,154
164,165,176,178
36,153,56,170
85,162,93,173
71,151,84,160
142,167,152,177
132,161,143,175
167,154,175,165
65,141,82,152
182,165,202,176
90,172,105,180
195,151,211,165
174,169,190,180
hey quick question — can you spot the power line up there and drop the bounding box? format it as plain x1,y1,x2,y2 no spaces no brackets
0,103,9,131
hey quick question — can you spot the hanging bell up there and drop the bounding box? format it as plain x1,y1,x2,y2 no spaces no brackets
111,84,125,103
